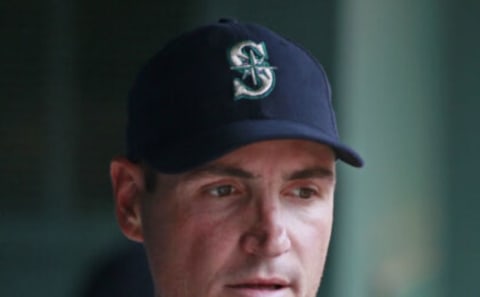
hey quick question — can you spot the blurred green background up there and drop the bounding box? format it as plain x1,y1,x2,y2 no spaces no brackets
1,0,479,296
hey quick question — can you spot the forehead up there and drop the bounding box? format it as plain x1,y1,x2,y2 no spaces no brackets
215,139,334,163
178,139,336,179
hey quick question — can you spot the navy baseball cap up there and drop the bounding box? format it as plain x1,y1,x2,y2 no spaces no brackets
126,18,363,173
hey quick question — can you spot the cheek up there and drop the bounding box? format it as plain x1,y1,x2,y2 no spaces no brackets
291,205,333,291
295,213,333,261
141,203,240,295
291,198,333,248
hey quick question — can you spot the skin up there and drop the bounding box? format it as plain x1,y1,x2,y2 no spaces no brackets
111,139,336,297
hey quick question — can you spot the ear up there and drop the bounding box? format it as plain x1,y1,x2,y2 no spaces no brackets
110,156,146,242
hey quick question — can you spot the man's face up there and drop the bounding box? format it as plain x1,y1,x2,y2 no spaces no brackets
139,140,336,297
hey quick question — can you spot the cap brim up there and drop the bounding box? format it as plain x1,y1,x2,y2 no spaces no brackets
145,120,364,173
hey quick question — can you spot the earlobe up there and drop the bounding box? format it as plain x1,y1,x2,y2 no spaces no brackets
110,157,145,242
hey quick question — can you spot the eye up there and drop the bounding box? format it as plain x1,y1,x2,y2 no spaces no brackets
208,185,237,197
291,187,317,199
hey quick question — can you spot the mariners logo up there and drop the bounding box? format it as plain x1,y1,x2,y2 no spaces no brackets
228,41,276,100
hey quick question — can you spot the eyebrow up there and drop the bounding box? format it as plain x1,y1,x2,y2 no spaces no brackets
183,164,334,182
183,164,256,180
284,167,335,181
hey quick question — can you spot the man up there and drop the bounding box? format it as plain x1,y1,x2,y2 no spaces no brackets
110,18,363,297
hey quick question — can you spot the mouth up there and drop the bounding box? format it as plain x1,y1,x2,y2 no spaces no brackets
228,284,286,290
226,278,290,295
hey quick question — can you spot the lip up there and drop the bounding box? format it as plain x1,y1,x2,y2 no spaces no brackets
226,277,290,297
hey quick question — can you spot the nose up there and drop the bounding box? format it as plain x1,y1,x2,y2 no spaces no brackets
240,199,291,257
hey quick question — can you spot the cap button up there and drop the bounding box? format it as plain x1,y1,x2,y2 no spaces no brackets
218,17,238,24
